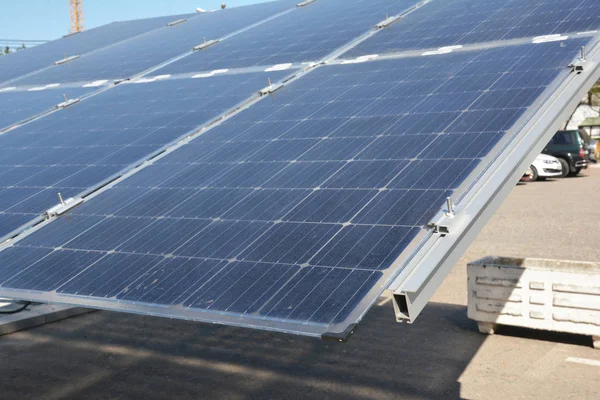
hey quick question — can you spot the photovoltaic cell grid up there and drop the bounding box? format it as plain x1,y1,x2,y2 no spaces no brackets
157,0,421,75
0,70,290,239
0,38,586,336
0,86,96,131
9,0,299,86
345,0,600,57
0,13,197,86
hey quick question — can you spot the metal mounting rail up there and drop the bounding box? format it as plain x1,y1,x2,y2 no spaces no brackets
387,37,600,324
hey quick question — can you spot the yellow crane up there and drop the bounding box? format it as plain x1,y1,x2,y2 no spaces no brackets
69,0,84,33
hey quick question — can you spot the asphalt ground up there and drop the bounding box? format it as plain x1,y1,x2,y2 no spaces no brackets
0,164,599,400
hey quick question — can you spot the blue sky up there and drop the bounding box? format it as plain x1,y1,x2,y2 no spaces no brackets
0,0,266,44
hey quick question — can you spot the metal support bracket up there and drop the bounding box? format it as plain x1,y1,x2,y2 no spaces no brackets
193,39,219,51
54,55,80,65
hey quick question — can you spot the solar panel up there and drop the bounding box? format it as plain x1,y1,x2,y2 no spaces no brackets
0,70,292,240
0,86,97,131
0,13,197,86
8,1,299,86
344,0,600,57
0,37,592,339
156,0,421,75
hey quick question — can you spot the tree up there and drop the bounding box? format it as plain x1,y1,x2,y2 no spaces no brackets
588,82,600,107
3,46,10,55
563,80,600,129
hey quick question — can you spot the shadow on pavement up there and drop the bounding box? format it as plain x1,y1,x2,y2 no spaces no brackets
489,324,592,347
0,302,487,400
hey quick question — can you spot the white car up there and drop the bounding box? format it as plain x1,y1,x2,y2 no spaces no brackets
530,154,562,181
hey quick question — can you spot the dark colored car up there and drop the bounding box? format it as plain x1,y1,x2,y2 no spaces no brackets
542,130,589,177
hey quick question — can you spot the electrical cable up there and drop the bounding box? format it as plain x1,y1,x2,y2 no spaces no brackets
0,301,32,314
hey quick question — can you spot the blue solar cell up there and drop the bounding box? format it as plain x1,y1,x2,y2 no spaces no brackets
0,38,587,338
157,0,421,74
0,86,95,131
0,14,196,86
0,213,35,239
10,1,299,86
345,0,600,57
0,70,290,238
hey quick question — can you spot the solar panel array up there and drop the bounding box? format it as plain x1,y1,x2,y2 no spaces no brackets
0,13,197,86
6,1,299,86
345,0,600,57
157,0,419,75
0,70,292,239
0,86,95,131
0,0,599,339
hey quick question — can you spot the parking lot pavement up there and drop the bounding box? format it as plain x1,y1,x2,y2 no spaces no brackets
0,167,599,400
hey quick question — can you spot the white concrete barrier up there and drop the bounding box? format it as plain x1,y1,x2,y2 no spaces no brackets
467,257,600,349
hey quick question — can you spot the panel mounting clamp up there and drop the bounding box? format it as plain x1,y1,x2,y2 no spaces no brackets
46,195,83,217
426,197,456,235
569,46,588,74
54,55,80,65
376,13,403,29
259,78,283,95
193,38,219,51
427,222,449,236
56,93,80,108
296,0,316,7
167,18,187,27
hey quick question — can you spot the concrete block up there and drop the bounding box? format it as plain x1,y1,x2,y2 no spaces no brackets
468,257,600,349
0,303,92,336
